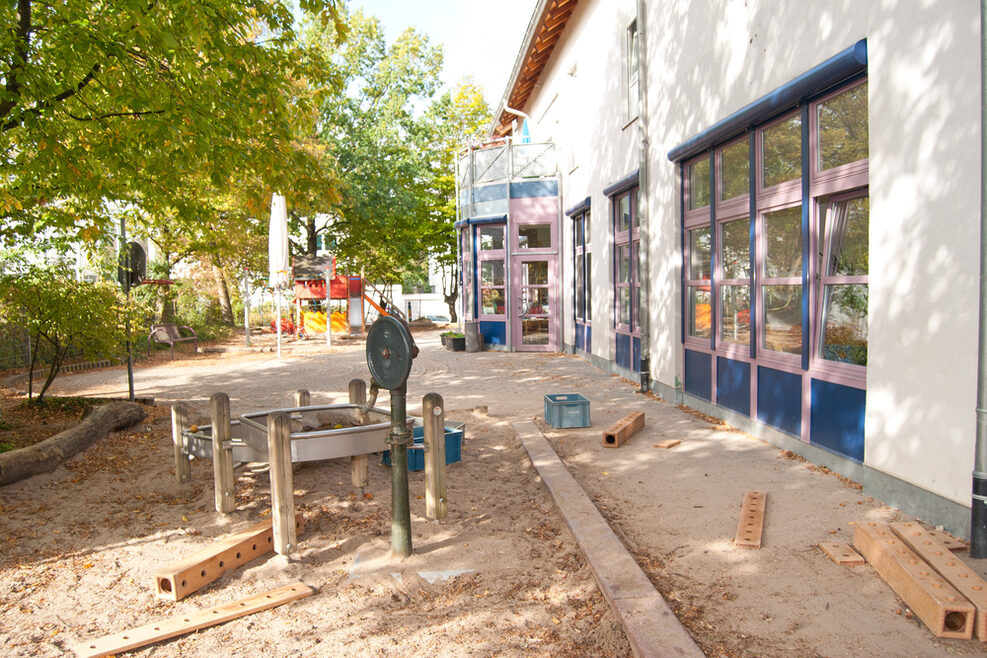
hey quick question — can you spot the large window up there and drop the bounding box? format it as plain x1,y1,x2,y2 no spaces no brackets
478,225,506,317
681,77,868,378
614,189,639,331
573,211,591,323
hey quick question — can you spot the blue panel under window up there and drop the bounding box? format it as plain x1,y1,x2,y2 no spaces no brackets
510,180,559,198
810,379,865,462
716,357,750,417
757,366,801,436
585,325,591,351
473,184,508,202
478,321,506,346
616,333,632,370
575,323,586,351
684,350,712,401
633,336,641,373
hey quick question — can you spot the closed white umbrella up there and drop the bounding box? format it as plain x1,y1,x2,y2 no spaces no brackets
268,193,289,359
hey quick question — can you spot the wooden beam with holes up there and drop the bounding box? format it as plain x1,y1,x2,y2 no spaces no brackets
733,491,767,549
891,522,987,641
819,541,865,566
927,527,970,552
854,521,974,639
154,513,305,601
603,412,645,448
73,581,314,658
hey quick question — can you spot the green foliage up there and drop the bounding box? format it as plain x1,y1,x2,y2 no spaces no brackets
0,258,146,401
0,0,344,246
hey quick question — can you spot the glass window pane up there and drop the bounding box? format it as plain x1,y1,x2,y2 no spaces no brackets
522,287,549,314
720,285,751,346
720,218,750,280
821,284,868,366
574,216,584,247
518,224,552,249
481,288,505,315
824,196,868,277
720,138,750,201
688,286,711,338
632,286,639,327
632,240,640,283
575,254,585,319
818,82,868,171
764,206,802,278
522,317,550,345
689,158,710,210
462,260,472,319
618,245,631,283
480,261,504,286
762,114,802,187
617,194,631,232
688,227,711,280
522,260,548,285
619,287,631,325
762,284,802,354
586,253,592,315
479,226,504,251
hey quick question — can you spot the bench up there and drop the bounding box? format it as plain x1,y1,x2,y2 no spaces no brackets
148,324,198,360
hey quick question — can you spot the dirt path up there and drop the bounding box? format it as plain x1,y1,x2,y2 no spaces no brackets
2,330,986,656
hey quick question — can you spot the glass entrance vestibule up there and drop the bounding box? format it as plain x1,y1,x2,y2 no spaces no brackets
456,139,561,352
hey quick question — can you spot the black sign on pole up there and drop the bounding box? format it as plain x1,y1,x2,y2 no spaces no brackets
117,241,147,293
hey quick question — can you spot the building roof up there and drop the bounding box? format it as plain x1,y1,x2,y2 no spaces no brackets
490,0,579,137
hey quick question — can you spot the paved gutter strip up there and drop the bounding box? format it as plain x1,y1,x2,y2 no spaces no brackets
514,420,703,658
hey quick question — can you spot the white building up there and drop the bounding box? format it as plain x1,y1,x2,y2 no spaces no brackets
458,0,983,538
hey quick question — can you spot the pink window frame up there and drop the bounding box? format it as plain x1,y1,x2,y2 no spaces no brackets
614,188,640,335
684,153,711,349
477,224,507,319
574,210,591,324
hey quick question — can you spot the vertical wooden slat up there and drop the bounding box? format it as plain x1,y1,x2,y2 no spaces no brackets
267,411,296,556
210,393,235,514
171,403,191,485
423,392,447,521
349,379,369,494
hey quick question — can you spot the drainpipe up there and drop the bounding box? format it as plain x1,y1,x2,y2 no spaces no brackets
973,0,987,558
636,0,652,394
503,103,531,137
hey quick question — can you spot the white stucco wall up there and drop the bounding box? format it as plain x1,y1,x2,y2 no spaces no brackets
506,0,981,506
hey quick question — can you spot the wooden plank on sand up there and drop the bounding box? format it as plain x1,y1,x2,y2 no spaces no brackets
73,582,314,658
733,491,766,549
819,541,865,565
854,521,974,639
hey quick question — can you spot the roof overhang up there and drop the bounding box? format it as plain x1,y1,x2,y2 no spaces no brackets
489,0,579,138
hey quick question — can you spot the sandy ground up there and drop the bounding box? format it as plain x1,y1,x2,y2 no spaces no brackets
2,329,987,657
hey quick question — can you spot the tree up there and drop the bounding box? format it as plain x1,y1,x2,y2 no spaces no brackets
0,0,343,245
0,258,142,402
418,79,492,321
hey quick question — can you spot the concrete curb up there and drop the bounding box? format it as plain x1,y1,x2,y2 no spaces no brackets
514,420,703,658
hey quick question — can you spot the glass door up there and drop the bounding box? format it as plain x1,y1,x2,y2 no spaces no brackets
512,256,556,351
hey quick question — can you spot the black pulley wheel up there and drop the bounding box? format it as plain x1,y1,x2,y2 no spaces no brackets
366,316,414,390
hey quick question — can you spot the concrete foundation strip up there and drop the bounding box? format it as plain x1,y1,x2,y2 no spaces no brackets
514,420,703,658
854,521,974,639
154,513,305,601
891,522,987,641
73,581,313,657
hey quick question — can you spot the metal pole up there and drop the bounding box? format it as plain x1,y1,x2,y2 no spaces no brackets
972,0,987,558
389,383,412,557
244,268,251,347
119,217,135,401
636,0,652,394
325,268,332,350
276,286,282,359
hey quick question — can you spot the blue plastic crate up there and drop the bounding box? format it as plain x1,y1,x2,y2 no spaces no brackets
381,425,463,471
544,393,591,428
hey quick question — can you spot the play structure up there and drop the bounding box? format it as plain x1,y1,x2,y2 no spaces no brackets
289,256,406,337
170,317,450,560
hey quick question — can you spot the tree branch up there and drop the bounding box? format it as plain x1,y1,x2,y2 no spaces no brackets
0,63,101,133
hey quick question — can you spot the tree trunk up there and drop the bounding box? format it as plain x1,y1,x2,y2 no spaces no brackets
305,215,318,256
0,402,146,486
212,261,234,325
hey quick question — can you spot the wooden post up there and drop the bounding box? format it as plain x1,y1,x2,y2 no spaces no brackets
293,389,312,431
171,403,191,485
423,392,447,521
210,393,235,514
267,411,296,556
349,379,369,495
